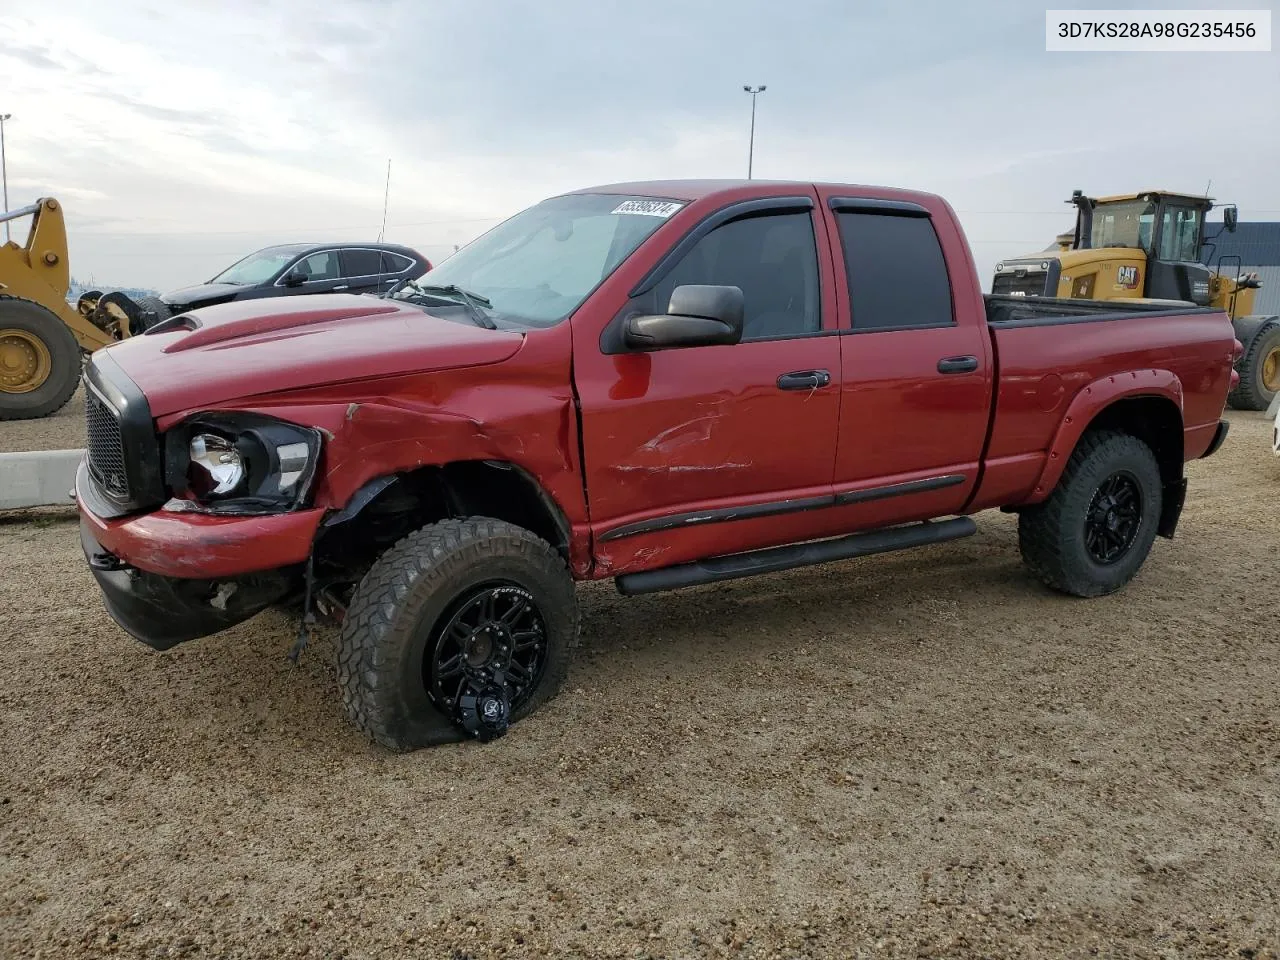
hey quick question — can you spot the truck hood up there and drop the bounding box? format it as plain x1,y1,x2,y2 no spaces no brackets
101,293,524,416
161,282,242,309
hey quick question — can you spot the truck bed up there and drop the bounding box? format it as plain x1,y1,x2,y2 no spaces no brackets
971,294,1235,513
984,293,1212,326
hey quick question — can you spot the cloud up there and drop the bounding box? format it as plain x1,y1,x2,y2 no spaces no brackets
2,42,63,71
1,0,1276,292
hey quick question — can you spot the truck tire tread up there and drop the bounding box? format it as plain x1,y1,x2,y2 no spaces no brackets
0,294,83,421
1227,320,1280,411
1018,430,1162,598
338,517,577,751
131,296,172,334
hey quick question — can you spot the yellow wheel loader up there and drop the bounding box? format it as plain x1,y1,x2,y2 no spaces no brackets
993,189,1279,410
0,198,165,420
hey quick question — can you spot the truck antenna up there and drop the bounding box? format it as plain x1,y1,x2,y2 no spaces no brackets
378,158,391,243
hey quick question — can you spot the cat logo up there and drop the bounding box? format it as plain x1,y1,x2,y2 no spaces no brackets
1116,265,1140,289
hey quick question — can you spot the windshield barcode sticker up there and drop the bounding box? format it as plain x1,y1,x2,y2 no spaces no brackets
611,199,684,218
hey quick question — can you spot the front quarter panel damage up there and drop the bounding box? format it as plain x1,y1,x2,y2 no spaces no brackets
156,328,592,572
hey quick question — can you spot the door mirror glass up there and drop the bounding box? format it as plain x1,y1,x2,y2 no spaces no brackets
1224,204,1238,232
624,284,744,350
282,271,306,287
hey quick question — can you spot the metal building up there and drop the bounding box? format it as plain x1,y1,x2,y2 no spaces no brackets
1203,222,1280,315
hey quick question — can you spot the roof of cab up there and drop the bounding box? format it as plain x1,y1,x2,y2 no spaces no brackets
564,179,945,204
1094,190,1215,205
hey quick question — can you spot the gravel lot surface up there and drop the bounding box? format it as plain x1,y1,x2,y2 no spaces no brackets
2,410,1277,959
0,387,86,453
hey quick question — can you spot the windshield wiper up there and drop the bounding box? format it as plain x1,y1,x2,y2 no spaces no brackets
403,282,497,329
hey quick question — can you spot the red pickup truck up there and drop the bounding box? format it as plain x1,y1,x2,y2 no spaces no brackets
76,180,1238,749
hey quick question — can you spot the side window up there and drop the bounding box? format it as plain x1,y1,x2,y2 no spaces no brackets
836,212,953,331
380,252,412,274
652,212,820,341
341,249,384,278
1158,206,1201,262
293,251,339,282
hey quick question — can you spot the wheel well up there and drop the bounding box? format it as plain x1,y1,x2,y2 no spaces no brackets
313,461,571,581
1083,395,1183,487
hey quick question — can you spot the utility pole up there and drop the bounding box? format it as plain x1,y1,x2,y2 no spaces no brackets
0,114,11,244
742,85,766,179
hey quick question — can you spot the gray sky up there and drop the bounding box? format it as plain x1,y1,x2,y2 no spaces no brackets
2,0,1277,292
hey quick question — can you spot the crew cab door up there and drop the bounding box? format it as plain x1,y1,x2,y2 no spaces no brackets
818,193,992,525
572,197,843,574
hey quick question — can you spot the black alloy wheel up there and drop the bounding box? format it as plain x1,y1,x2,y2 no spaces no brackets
427,582,548,720
1083,471,1142,565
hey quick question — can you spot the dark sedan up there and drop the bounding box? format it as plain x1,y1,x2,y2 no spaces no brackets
160,242,432,313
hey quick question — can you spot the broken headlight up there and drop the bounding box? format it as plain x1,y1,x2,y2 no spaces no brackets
164,413,323,514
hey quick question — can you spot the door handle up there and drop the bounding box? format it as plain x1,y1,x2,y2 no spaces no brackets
937,355,978,374
777,369,832,391
333,284,350,291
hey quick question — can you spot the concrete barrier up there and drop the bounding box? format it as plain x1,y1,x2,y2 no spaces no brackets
0,449,84,510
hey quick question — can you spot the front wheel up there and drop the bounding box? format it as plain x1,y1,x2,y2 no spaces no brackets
338,518,577,750
1018,431,1163,598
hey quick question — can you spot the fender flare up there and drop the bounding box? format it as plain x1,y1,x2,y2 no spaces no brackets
1026,368,1183,503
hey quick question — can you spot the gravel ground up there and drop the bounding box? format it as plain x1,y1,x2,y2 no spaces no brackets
1,410,1277,959
0,387,86,453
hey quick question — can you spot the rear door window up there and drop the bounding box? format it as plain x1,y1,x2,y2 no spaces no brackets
834,212,953,331
341,249,384,278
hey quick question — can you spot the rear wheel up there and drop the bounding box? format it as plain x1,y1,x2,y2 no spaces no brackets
337,518,577,750
0,296,82,421
1018,431,1163,597
1228,322,1280,411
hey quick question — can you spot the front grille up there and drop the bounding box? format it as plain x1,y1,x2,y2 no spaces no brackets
992,271,1050,297
85,384,130,499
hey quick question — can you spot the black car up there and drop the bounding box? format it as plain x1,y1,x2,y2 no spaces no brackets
159,242,432,313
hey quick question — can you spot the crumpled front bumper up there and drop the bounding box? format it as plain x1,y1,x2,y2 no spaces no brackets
76,462,315,650
80,521,300,650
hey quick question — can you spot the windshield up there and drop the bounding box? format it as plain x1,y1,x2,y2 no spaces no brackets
210,246,304,286
1089,200,1156,250
393,193,684,327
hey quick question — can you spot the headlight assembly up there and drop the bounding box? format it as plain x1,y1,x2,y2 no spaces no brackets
164,413,323,514
188,434,246,496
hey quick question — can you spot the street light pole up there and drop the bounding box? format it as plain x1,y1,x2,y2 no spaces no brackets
742,85,766,179
0,113,10,244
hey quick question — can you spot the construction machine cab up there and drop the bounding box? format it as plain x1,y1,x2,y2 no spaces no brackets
1069,189,1235,307
993,187,1276,411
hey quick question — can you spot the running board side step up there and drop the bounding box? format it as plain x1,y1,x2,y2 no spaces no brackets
613,516,977,596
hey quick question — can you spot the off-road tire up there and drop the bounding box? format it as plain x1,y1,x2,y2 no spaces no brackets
1018,431,1162,598
1227,321,1280,411
0,295,82,421
131,296,172,334
338,518,577,751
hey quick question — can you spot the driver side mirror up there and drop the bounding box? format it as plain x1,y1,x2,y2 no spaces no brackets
1223,205,1238,232
624,284,744,350
282,270,307,287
